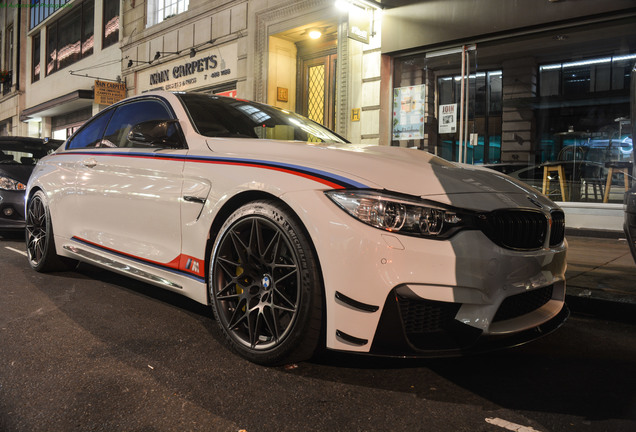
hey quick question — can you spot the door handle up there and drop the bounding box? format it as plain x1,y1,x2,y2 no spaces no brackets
82,158,97,168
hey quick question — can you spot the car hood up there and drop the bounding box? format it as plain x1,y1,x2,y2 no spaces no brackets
206,140,554,211
0,164,35,184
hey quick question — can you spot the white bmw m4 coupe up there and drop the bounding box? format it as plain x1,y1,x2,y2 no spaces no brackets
26,91,568,365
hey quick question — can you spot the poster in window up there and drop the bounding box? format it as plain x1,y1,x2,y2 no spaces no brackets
438,103,457,134
392,85,425,141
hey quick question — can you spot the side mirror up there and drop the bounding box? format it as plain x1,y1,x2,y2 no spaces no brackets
127,119,183,148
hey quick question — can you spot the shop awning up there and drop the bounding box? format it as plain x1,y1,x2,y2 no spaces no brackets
20,89,94,122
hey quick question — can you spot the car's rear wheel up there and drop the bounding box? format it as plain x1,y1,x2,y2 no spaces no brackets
210,200,323,365
26,190,75,272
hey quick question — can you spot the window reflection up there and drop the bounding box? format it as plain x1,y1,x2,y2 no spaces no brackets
536,53,634,203
103,0,120,48
45,1,94,76
177,93,347,144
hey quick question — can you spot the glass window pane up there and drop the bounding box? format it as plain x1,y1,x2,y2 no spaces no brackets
612,58,631,91
103,0,120,48
67,109,115,149
539,66,560,97
562,64,591,97
82,1,94,57
32,33,40,83
57,7,81,70
593,62,611,92
438,77,453,105
488,71,502,114
473,73,486,116
103,100,173,148
46,22,57,75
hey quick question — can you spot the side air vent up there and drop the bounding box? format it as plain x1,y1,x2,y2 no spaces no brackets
493,285,554,322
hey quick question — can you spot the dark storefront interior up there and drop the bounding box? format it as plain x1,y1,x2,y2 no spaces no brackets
390,14,635,204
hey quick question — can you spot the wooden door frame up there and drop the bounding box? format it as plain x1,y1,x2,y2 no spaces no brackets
296,37,338,129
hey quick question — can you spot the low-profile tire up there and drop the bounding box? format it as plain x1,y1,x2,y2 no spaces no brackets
25,190,76,272
209,200,323,365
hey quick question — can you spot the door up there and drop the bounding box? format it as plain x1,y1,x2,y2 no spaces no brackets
71,99,186,266
299,53,337,131
393,46,502,164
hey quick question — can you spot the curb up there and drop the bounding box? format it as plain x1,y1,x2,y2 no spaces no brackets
566,294,636,324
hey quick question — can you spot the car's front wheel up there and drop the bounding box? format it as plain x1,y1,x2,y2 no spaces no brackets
26,190,75,272
209,200,323,365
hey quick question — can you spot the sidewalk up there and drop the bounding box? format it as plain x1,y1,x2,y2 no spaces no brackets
565,234,636,321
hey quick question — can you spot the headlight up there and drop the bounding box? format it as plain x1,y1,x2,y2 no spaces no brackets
325,189,471,238
0,176,26,191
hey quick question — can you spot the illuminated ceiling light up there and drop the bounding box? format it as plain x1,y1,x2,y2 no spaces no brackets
309,29,322,39
335,0,384,12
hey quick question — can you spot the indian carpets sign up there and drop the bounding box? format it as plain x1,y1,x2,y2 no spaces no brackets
138,43,238,93
94,80,126,105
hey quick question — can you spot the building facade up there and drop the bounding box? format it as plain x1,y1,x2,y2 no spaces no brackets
22,0,121,140
121,0,382,144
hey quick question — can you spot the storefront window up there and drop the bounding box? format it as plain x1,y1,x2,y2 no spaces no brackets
536,53,635,204
393,50,634,205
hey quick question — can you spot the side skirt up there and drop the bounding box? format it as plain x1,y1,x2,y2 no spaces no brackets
63,243,183,290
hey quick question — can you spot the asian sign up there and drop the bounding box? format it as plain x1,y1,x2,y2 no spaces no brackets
138,43,238,93
392,85,425,141
94,80,126,105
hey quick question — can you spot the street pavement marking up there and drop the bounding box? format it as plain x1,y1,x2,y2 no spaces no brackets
5,246,27,257
485,417,543,432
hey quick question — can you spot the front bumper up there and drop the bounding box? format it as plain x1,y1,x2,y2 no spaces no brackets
284,190,568,355
0,191,26,230
368,285,568,357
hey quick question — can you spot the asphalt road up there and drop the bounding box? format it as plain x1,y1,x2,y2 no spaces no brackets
1,232,635,432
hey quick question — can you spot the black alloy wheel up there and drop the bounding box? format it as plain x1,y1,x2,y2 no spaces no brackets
26,190,74,272
210,200,322,365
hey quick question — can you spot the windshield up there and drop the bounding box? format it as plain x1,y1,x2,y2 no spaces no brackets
176,93,348,144
0,142,57,165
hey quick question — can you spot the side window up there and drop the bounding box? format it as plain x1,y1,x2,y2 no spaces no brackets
102,100,174,148
66,109,115,149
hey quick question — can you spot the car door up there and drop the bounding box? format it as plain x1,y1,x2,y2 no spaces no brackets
72,98,187,269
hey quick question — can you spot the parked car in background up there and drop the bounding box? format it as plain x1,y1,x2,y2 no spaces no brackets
0,137,61,232
26,91,568,365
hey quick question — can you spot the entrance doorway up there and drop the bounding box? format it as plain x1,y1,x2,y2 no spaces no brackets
298,53,337,130
296,36,338,131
